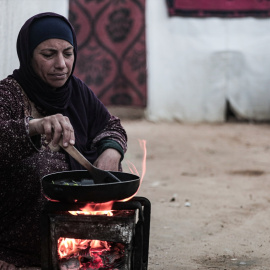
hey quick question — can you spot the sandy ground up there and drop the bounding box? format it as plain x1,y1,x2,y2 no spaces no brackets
121,119,270,270
22,119,270,270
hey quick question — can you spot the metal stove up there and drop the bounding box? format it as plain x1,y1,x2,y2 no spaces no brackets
41,197,151,270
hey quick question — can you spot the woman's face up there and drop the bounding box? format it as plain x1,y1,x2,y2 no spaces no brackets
31,38,74,88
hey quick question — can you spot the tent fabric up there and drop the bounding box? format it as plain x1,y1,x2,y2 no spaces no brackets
166,0,270,17
69,0,147,107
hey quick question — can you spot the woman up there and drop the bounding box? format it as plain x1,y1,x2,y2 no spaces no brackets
0,12,127,269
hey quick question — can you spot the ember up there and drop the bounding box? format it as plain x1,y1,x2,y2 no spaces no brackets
58,238,125,270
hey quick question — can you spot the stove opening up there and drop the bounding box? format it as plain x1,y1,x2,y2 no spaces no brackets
58,237,126,270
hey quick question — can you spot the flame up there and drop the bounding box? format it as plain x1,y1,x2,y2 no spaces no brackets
69,201,114,215
58,238,111,258
58,238,77,258
43,194,60,202
64,204,114,264
121,139,147,202
66,203,113,257
63,202,115,267
127,139,147,182
90,239,109,250
138,139,147,182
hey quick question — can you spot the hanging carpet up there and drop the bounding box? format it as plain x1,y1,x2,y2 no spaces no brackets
166,0,270,17
69,0,146,107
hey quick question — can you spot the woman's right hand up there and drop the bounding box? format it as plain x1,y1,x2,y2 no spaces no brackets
28,114,75,147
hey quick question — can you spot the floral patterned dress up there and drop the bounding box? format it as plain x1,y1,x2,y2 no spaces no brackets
0,77,127,267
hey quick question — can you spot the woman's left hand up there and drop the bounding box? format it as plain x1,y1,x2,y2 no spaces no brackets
93,148,121,171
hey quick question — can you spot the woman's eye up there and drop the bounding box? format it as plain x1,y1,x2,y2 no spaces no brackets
65,53,73,57
42,54,53,58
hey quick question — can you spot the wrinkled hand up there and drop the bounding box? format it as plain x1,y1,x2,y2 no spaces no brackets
93,148,121,171
28,114,75,147
0,260,16,270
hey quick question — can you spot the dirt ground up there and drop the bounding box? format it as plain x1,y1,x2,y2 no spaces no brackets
21,119,270,270
121,119,270,270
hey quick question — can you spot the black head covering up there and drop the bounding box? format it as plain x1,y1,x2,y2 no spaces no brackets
10,12,110,169
29,16,74,54
12,12,77,113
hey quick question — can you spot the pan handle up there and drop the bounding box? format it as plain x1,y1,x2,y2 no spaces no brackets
59,139,94,173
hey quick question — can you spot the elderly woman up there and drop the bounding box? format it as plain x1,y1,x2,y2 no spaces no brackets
0,12,127,269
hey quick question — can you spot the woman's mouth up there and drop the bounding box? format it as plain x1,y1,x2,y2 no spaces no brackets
50,73,68,80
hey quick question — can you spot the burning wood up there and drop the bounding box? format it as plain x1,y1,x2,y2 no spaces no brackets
58,238,125,270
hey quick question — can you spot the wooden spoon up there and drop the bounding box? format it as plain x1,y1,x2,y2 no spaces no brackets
59,140,121,184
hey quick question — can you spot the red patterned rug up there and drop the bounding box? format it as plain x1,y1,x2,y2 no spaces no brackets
69,0,146,107
166,0,270,17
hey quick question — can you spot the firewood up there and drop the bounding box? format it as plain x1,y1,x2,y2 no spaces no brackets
59,257,80,270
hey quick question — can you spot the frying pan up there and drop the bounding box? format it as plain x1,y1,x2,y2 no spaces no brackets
41,170,140,203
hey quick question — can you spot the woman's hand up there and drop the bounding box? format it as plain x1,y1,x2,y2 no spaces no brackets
28,114,75,147
93,148,121,171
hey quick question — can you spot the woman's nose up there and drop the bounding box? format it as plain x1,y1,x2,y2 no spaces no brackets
55,53,66,69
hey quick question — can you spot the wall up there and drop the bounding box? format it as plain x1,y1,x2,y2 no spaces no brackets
0,0,69,80
145,0,270,122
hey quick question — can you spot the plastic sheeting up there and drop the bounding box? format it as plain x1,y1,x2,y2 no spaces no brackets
213,51,270,120
146,0,270,122
0,0,69,80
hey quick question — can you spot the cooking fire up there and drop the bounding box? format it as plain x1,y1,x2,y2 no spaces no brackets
41,198,150,270
41,141,149,270
57,206,128,270
58,237,125,270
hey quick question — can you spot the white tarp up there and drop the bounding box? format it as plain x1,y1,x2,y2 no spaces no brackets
0,0,69,80
146,0,270,122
